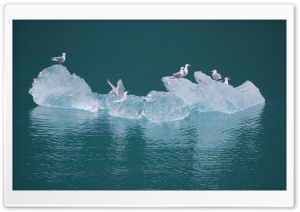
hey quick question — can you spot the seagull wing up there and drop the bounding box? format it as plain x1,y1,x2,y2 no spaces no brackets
107,79,117,94
116,79,125,100
213,73,222,80
174,68,184,78
56,57,64,62
51,56,64,62
173,72,182,78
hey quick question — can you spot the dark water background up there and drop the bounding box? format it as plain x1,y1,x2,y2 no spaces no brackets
13,20,286,190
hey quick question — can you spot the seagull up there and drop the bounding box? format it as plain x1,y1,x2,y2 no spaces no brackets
51,53,66,64
183,64,191,76
107,79,118,95
170,67,185,80
113,79,129,103
224,77,230,85
211,70,223,82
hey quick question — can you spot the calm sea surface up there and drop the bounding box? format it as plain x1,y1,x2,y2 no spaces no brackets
13,20,286,190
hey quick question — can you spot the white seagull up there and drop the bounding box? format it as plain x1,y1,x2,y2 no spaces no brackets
51,53,66,64
183,64,191,76
224,77,230,85
107,79,118,95
171,67,185,80
211,70,223,81
113,79,129,103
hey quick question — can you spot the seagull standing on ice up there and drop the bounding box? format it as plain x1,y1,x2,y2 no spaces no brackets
113,79,129,103
211,70,223,82
51,53,66,65
224,77,230,85
183,64,191,76
170,67,185,80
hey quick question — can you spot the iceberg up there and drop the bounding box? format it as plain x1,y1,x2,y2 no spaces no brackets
162,71,265,114
107,95,145,119
142,91,190,122
28,65,100,112
162,77,200,106
29,65,265,122
100,91,190,122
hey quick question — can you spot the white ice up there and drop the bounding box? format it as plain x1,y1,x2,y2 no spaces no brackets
29,65,265,122
28,65,100,112
162,71,265,114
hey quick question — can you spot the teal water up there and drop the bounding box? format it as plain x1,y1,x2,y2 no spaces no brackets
13,20,286,190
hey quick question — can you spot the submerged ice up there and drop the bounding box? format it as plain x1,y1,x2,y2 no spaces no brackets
29,65,265,122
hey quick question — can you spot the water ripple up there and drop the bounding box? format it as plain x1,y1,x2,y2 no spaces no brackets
23,103,266,190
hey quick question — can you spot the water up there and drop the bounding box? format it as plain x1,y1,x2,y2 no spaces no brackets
13,20,286,190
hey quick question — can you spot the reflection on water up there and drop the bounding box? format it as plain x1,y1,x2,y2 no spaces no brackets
25,104,265,190
140,103,265,189
29,106,100,137
28,107,101,187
